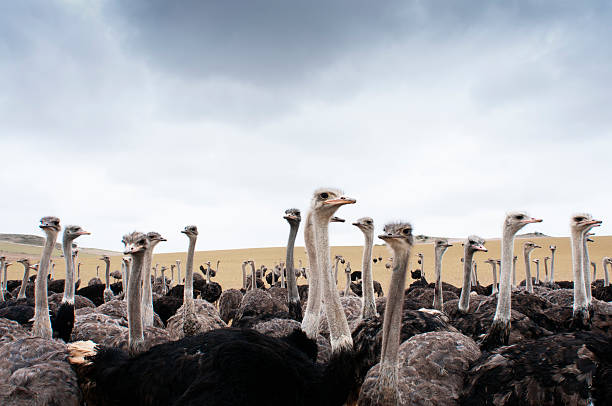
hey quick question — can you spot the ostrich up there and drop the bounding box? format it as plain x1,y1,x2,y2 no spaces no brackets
52,225,90,342
166,225,226,340
69,188,361,406
100,255,114,303
142,232,166,328
543,256,550,284
353,217,377,319
481,212,542,349
16,258,31,299
200,261,222,304
533,259,540,285
432,238,452,311
218,287,243,324
457,236,487,313
484,259,498,294
333,255,345,285
522,241,541,293
284,208,303,320
342,262,354,296
570,213,601,329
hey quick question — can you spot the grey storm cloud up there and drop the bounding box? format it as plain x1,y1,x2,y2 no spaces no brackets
1,0,612,251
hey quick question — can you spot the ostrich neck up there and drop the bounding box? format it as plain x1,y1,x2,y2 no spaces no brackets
206,264,211,284
524,249,533,293
104,261,110,289
241,263,247,289
250,263,256,290
33,231,57,338
582,235,592,303
127,250,145,354
334,257,340,284
124,261,132,302
544,258,549,282
550,250,556,282
301,211,322,339
458,247,476,312
433,248,444,310
0,259,4,301
361,231,376,318
571,229,588,310
491,262,498,293
286,221,300,303
379,246,410,387
603,260,609,287
314,211,352,352
62,238,74,304
184,237,197,312
493,227,516,323
343,271,351,296
142,241,158,326
176,261,181,284
18,263,30,299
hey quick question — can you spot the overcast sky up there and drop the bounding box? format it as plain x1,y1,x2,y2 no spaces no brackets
2,1,611,252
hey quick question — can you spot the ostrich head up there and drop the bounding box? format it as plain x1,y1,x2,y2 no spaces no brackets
352,217,374,233
17,258,30,268
123,232,149,256
379,222,414,251
63,225,90,244
146,232,166,248
465,235,487,254
523,241,541,254
40,216,61,235
310,188,356,219
484,258,496,265
570,213,602,234
100,255,111,264
434,238,452,257
283,208,301,225
181,225,198,239
504,211,542,235
331,216,345,223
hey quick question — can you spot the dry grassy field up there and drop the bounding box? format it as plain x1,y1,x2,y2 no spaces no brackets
2,236,611,293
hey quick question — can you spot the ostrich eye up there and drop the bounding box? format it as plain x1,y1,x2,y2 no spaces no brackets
320,192,329,199
366,220,372,225
575,217,585,222
515,215,525,220
402,228,411,235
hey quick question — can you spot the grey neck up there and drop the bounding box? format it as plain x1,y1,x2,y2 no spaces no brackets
206,263,211,284
361,231,376,318
241,263,247,289
550,249,556,283
176,260,181,284
433,248,445,311
378,246,410,398
313,210,352,352
33,231,57,338
334,257,341,284
544,258,549,283
493,227,516,324
603,259,610,287
523,249,533,293
161,270,166,292
343,270,351,296
280,264,285,288
124,260,131,302
582,234,592,303
250,262,256,290
142,241,158,327
491,262,498,294
571,229,588,312
127,250,145,355
286,221,300,304
534,261,539,284
18,262,30,299
458,246,476,313
105,261,111,290
512,257,517,287
183,236,199,336
301,211,323,339
62,237,76,303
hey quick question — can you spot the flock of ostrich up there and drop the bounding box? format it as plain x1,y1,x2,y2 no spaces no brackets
0,187,611,405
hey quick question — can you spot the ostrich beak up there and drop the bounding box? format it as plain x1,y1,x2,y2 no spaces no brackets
324,197,356,206
522,217,543,224
78,230,91,236
474,244,488,252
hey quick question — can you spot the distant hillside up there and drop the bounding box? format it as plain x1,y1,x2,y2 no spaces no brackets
0,233,119,256
517,231,549,238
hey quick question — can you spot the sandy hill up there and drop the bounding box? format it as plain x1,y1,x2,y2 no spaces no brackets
1,235,610,293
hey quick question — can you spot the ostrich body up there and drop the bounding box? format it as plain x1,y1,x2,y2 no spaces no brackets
69,188,361,406
218,288,243,323
481,212,542,349
200,261,222,304
458,236,487,313
284,208,303,320
142,232,166,328
353,217,377,319
523,241,541,293
432,238,452,311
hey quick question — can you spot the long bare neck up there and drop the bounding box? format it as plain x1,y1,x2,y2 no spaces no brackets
582,235,592,303
544,258,549,282
603,259,610,287
241,263,247,289
523,249,533,293
142,241,157,326
494,227,515,323
127,250,145,355
18,263,30,299
378,246,410,399
250,263,256,290
0,259,4,301
176,261,181,284
361,230,376,318
206,264,211,284
104,261,110,289
433,248,444,311
458,247,475,313
314,211,352,352
184,237,196,310
491,262,498,294
550,250,556,282
301,211,322,339
343,271,351,295
571,229,588,311
286,221,300,304
33,232,57,338
124,261,131,302
534,261,539,284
